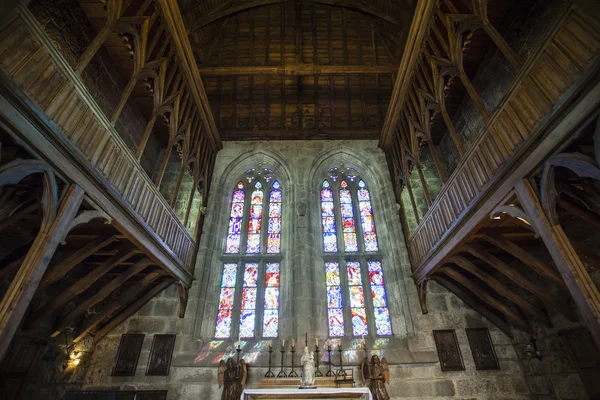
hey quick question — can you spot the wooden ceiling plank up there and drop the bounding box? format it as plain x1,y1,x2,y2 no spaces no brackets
465,243,577,321
450,255,551,326
442,268,531,332
39,235,118,289
74,272,166,343
27,244,137,325
483,234,565,287
50,257,153,337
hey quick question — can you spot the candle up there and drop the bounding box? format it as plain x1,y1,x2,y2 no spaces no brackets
316,337,318,347
292,338,295,347
282,339,285,348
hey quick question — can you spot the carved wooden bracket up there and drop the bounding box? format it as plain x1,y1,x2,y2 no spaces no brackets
0,159,58,233
62,209,113,244
177,281,189,318
540,152,600,224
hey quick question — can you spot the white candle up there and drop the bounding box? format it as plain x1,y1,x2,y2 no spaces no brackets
316,337,318,346
292,338,295,347
282,339,285,348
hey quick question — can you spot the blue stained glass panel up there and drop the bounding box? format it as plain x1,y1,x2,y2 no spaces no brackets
351,308,368,336
323,233,338,252
241,288,257,309
321,188,333,201
263,310,279,338
215,310,233,338
270,189,282,202
264,287,279,309
221,263,237,286
239,310,256,338
232,189,245,202
341,204,354,218
267,234,280,253
321,202,335,217
371,286,387,307
357,188,370,201
268,218,281,233
226,234,241,254
325,262,341,286
339,188,352,203
327,286,343,308
322,217,336,233
230,203,244,217
246,234,260,253
328,308,345,337
374,308,392,336
343,232,358,252
250,205,263,219
269,203,282,218
363,233,378,252
357,183,378,252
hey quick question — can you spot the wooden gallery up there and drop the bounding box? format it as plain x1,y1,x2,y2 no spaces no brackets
0,0,599,399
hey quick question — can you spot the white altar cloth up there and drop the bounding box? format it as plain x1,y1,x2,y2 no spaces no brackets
241,387,372,400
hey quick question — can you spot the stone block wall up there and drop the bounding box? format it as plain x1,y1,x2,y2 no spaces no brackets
78,140,532,399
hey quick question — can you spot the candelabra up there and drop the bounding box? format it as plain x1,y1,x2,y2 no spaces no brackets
336,345,348,378
265,346,275,377
314,345,323,377
325,345,334,377
288,345,299,377
277,346,287,378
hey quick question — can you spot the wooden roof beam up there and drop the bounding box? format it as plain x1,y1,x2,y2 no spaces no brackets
196,64,399,76
187,0,407,35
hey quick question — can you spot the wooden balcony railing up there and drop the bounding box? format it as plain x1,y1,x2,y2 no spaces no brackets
0,3,220,273
380,0,600,270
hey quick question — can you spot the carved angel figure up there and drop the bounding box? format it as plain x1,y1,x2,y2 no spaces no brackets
218,357,247,400
361,355,390,400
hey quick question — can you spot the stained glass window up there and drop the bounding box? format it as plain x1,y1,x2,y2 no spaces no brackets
226,182,245,253
239,263,258,338
263,263,280,337
321,180,338,253
368,261,392,335
215,263,238,338
267,181,282,253
326,262,344,337
246,182,264,254
357,180,379,252
219,176,283,339
339,181,358,252
347,261,368,336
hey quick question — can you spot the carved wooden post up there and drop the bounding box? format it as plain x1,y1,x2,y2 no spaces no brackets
0,171,84,359
515,179,600,349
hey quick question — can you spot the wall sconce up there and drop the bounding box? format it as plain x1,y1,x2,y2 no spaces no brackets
523,336,543,361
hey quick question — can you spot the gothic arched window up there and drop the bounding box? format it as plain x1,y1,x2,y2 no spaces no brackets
215,173,282,339
320,170,392,337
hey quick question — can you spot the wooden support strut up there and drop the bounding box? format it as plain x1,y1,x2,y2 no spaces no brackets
515,179,600,349
195,64,399,76
0,184,84,360
450,255,551,326
465,243,576,321
482,234,565,286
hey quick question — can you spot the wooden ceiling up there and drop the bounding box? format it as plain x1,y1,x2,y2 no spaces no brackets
179,0,415,140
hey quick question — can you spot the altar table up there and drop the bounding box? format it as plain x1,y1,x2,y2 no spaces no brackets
241,387,372,400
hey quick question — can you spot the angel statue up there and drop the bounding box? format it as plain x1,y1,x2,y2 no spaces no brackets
300,346,316,388
218,357,247,400
361,355,390,400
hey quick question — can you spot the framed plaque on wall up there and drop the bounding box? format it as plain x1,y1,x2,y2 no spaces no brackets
466,328,500,370
433,330,465,371
146,334,176,376
112,334,145,376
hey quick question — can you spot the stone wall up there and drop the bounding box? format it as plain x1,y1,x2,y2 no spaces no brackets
79,140,530,399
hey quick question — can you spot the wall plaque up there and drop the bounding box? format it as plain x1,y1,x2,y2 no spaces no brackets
466,328,500,370
146,334,176,376
433,330,465,371
112,334,144,376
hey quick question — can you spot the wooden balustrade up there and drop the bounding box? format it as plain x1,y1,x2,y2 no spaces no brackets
380,0,600,268
0,4,220,272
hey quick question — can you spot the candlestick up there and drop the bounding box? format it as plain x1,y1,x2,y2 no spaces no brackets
336,344,347,378
236,346,242,364
265,345,275,377
277,346,287,378
314,344,323,377
305,332,308,347
325,344,334,377
288,344,298,377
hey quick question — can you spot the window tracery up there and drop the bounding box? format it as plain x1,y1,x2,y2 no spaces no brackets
320,167,391,337
216,169,282,339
